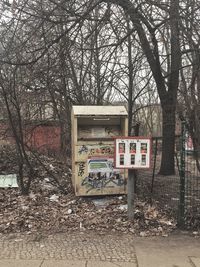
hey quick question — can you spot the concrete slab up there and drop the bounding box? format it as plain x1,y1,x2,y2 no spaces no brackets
190,257,200,267
87,262,137,267
42,260,86,267
0,260,42,267
134,236,200,267
136,252,193,267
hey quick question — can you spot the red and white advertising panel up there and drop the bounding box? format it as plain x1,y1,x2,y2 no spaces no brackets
114,137,152,169
185,133,194,152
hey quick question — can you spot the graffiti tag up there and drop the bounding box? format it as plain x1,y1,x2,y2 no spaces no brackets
89,146,114,156
81,173,125,193
78,145,89,155
78,162,85,177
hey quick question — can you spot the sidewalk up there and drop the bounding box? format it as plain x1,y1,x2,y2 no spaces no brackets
134,234,200,267
0,231,199,267
0,260,135,267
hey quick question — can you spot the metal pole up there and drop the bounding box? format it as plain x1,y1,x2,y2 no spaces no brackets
150,138,158,204
128,168,135,220
178,121,186,227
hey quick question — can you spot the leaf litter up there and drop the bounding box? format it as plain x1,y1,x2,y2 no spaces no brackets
0,145,178,236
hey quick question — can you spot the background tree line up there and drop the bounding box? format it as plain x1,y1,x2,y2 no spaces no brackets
0,0,199,193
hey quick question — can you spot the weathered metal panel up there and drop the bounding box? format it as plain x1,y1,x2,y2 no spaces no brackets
78,125,121,139
71,105,128,196
73,105,127,116
75,160,127,196
75,143,114,161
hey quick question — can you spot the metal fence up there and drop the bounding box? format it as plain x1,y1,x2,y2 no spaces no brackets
184,153,200,228
137,128,200,229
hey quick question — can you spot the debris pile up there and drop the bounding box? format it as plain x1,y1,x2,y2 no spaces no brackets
0,144,177,236
0,189,176,236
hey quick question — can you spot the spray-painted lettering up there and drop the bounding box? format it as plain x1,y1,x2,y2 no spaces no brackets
88,146,113,156
78,145,114,156
81,174,125,193
78,145,88,155
78,162,85,177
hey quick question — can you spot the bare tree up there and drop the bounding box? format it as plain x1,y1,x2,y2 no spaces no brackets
0,64,35,194
179,0,200,170
2,0,197,178
96,0,181,175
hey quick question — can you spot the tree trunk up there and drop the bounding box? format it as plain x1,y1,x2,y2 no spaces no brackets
101,0,180,176
159,104,176,175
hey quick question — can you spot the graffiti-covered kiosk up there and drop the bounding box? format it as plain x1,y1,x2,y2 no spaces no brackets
71,105,128,196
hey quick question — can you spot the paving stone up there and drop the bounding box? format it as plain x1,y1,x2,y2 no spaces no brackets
190,257,200,267
0,232,137,263
42,260,86,267
87,261,137,267
0,260,42,267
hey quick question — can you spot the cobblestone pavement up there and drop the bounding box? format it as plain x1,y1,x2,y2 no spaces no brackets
0,231,137,264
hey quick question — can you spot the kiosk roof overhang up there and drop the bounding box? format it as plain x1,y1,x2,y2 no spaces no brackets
72,105,128,116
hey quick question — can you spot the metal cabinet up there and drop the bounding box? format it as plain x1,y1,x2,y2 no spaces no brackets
71,105,128,196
